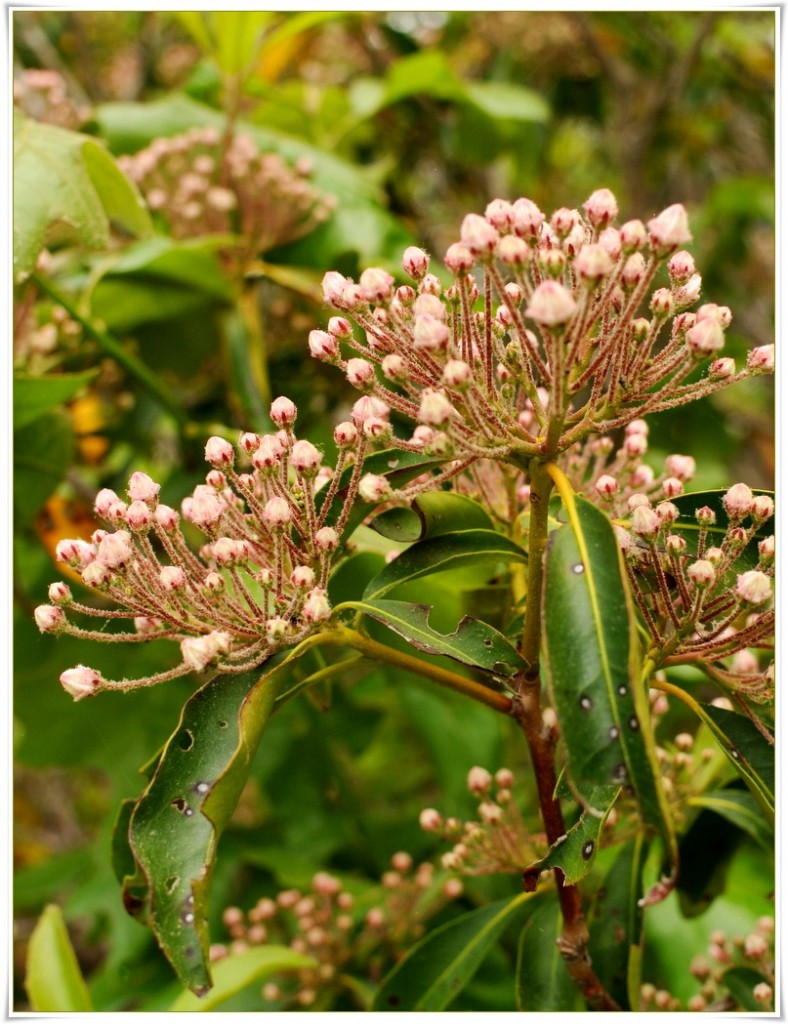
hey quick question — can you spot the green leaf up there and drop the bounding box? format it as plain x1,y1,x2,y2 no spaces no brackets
464,81,550,122
543,488,676,878
721,966,771,1011
13,113,150,281
516,898,578,1011
587,837,650,1010
688,788,773,850
349,599,526,677
168,945,317,1011
25,904,93,1012
523,786,620,886
14,409,74,526
212,12,274,76
13,371,97,429
372,892,532,1011
383,50,465,105
123,647,312,994
363,529,527,601
667,489,774,575
371,491,494,543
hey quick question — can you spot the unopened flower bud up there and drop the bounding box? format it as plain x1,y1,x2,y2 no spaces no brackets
263,497,291,528
686,318,724,356
334,421,358,448
126,499,153,531
48,581,72,605
460,212,499,255
159,565,187,591
351,395,389,428
290,439,323,476
444,242,475,274
598,226,622,261
584,187,618,227
648,203,692,253
656,501,679,523
735,570,771,608
345,358,376,389
624,433,648,457
302,587,331,622
665,454,695,481
574,243,613,283
314,527,339,552
619,219,647,252
650,288,674,317
414,313,450,350
688,559,716,588
270,396,297,428
442,359,472,388
758,535,774,562
673,273,702,308
82,561,111,588
550,206,579,238
127,471,160,505
308,329,339,362
95,488,127,522
666,534,686,555
667,249,696,284
290,565,316,590
359,266,394,303
627,494,650,511
753,983,772,1005
419,388,455,426
402,246,429,280
205,436,234,468
662,477,683,499
595,474,618,497
751,494,774,522
497,234,529,266
467,765,492,794
723,483,754,520
747,345,774,374
419,808,443,831
709,356,736,379
60,665,103,700
181,631,231,673
622,253,646,288
97,530,133,568
539,247,566,277
631,505,661,540
525,280,577,326
35,604,66,633
705,546,724,565
358,473,392,503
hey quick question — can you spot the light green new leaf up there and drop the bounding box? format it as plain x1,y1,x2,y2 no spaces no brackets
25,904,93,1012
371,491,494,543
14,371,97,430
465,81,550,122
13,113,150,280
372,892,532,1011
363,529,527,601
516,898,578,1011
169,945,317,1011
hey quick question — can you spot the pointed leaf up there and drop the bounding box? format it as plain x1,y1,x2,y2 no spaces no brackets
543,488,675,873
168,945,317,1011
516,898,578,1011
25,904,93,1012
721,966,771,1011
364,529,527,601
667,489,773,575
688,788,773,850
14,371,97,430
371,491,494,543
372,892,532,1011
348,598,526,677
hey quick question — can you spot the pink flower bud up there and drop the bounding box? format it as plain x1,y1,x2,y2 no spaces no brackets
204,436,234,467
628,494,650,511
525,280,577,326
418,388,455,426
313,527,339,552
479,800,503,824
185,485,225,529
622,253,646,288
361,416,390,440
239,432,261,454
595,474,618,497
302,587,331,622
666,534,686,555
723,483,754,520
747,345,774,374
270,396,297,428
667,249,696,284
631,505,661,540
705,546,724,565
686,318,724,356
381,354,407,382
625,418,649,437
263,617,288,640
662,477,683,498
648,203,692,253
758,535,774,562
263,496,291,528
55,538,95,567
97,530,133,568
252,435,284,471
155,504,180,531
123,500,153,533
160,565,187,590
290,565,316,589
736,570,771,607
688,559,716,588
402,246,429,280
419,807,443,831
467,765,492,794
305,329,338,366
345,358,376,388
510,197,544,239
460,212,499,255
444,242,475,274
134,616,163,635
322,270,352,306
753,983,773,1005
584,187,618,227
81,560,111,590
325,316,351,339
181,631,231,673
411,314,449,351
483,198,513,230
290,439,323,476
630,464,655,488
656,501,679,523
594,228,621,263
358,474,392,503
550,206,579,238
334,421,359,448
673,273,702,308
60,665,103,700
752,495,774,522
624,433,648,457
351,395,389,428
574,243,613,282
619,219,647,251
709,356,736,379
359,267,394,303
48,581,72,605
497,234,529,266
442,359,472,388
650,288,674,317
663,454,695,482
127,471,160,505
35,604,66,633
95,488,127,522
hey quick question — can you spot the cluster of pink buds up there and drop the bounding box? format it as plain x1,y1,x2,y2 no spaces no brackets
13,69,91,129
616,483,774,697
118,127,334,257
650,725,717,822
420,766,542,875
211,859,463,1008
310,189,773,467
641,915,774,1012
35,396,396,700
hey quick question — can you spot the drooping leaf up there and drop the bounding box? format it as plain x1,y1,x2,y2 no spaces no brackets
371,491,494,543
587,837,650,1010
363,529,528,601
168,945,317,1011
523,786,620,887
372,892,532,1011
721,966,771,1011
25,904,93,1012
122,645,315,994
14,371,97,430
347,599,526,678
13,112,150,280
515,897,579,1011
464,81,550,123
688,788,773,850
543,484,676,879
666,489,774,576
14,410,74,526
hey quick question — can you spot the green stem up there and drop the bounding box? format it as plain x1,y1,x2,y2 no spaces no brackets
31,271,188,430
274,653,364,709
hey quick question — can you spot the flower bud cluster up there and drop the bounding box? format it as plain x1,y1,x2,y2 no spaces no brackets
420,766,540,875
211,858,463,1009
119,127,334,258
13,69,91,129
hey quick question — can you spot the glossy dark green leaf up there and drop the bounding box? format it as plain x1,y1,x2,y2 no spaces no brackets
543,491,675,873
516,897,578,1011
348,598,526,677
14,409,74,525
721,966,771,1011
372,892,532,1011
524,786,620,886
14,371,97,429
363,529,527,601
123,649,309,994
587,837,650,1010
25,904,93,1012
688,788,773,850
667,489,773,574
371,491,494,543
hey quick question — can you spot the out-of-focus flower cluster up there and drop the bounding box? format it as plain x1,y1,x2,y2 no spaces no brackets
211,859,463,1009
14,296,84,371
13,69,91,129
640,916,774,1012
309,189,773,467
119,126,334,260
420,766,544,875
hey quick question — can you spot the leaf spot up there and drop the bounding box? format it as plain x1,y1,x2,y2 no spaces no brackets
177,729,194,751
483,639,494,647
571,562,585,575
171,797,189,814
184,807,194,817
608,725,619,740
387,459,400,469
612,763,628,782
194,781,211,795
181,911,195,924
581,840,595,860
730,746,741,760
165,875,180,895
579,695,593,711
217,719,228,729
628,715,639,731
617,685,628,697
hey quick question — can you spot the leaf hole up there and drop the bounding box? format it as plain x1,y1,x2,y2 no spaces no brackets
177,729,194,751
165,875,180,895
217,719,228,730
581,840,595,860
483,639,494,647
171,797,190,814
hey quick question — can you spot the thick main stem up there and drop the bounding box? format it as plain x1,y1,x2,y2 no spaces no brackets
512,459,619,1012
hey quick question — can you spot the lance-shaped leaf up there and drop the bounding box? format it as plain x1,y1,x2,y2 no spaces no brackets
372,892,532,1011
721,966,772,1011
14,371,98,430
587,837,650,1010
371,491,494,543
543,483,676,877
346,598,526,677
122,648,310,994
523,785,620,888
515,897,579,1011
25,904,93,1012
364,529,527,601
666,489,773,575
688,788,773,851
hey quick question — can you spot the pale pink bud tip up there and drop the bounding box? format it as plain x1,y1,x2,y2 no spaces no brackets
752,495,774,521
419,808,443,831
308,329,339,361
753,983,773,1004
205,436,234,467
688,560,715,588
584,188,618,227
126,500,153,531
60,665,104,700
160,565,187,591
263,497,291,528
302,587,331,623
686,318,724,356
315,527,339,551
359,266,394,303
181,631,231,673
346,358,376,388
35,604,66,633
127,471,160,504
467,765,492,794
48,581,72,605
291,439,323,475
460,212,499,255
747,345,774,374
95,488,127,521
525,280,577,326
631,505,661,540
358,474,392,503
647,203,692,252
419,388,455,426
351,395,389,428
97,530,133,568
269,396,297,428
723,483,754,519
402,246,429,280
735,570,771,607
574,244,614,282
595,474,618,497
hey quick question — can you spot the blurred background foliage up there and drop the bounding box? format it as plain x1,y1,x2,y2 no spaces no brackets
13,9,774,1011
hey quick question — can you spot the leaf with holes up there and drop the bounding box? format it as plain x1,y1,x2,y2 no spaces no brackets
543,488,676,882
372,892,532,1011
363,530,527,601
666,489,773,575
345,598,526,678
121,645,313,994
515,897,579,1011
371,492,494,543
523,785,620,888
